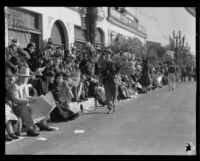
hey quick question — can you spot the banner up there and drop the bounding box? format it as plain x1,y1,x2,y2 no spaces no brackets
30,92,56,122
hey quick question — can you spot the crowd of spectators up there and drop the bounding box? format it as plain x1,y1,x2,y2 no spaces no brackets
5,38,196,141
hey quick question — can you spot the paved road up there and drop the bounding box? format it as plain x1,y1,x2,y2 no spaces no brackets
6,81,196,155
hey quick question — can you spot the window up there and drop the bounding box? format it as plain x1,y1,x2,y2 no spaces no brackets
6,7,41,48
74,26,87,51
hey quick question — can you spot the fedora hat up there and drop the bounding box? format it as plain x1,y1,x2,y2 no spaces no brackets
18,67,31,77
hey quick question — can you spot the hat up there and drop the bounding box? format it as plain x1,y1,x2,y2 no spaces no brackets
10,56,19,66
18,49,30,59
53,52,63,58
17,67,31,77
45,71,55,77
27,42,35,48
11,38,18,45
66,53,76,60
46,40,54,48
104,49,112,54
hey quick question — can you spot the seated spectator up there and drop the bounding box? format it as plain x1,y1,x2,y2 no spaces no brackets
39,39,54,61
8,67,39,136
64,53,80,102
17,48,30,69
25,42,37,72
5,70,19,141
115,74,131,100
5,38,19,63
5,56,19,75
50,72,79,122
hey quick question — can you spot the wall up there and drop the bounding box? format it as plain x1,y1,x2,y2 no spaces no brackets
5,7,146,49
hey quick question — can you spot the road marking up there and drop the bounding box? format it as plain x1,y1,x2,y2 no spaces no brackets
37,137,47,141
74,130,85,133
50,126,60,130
5,137,25,145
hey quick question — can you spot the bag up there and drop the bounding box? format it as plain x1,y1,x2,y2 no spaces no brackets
95,86,106,106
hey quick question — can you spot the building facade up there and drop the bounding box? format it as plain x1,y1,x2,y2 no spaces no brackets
5,7,147,51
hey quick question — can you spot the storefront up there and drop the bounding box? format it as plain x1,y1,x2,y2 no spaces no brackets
6,7,42,48
51,20,69,50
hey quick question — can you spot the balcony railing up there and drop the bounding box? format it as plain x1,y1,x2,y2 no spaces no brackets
110,8,147,37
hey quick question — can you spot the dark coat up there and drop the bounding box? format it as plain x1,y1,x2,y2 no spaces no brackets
33,77,52,96
139,61,151,87
101,60,118,100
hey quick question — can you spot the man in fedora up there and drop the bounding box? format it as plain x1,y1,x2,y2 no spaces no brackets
8,67,39,136
17,48,30,69
5,38,19,63
101,49,118,114
168,61,176,91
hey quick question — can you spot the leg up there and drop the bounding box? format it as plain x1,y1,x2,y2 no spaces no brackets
6,121,19,139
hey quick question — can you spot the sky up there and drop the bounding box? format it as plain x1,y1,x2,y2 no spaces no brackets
130,7,196,55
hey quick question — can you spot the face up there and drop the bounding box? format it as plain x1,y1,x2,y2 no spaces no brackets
49,60,54,66
47,75,55,84
54,57,61,66
56,75,63,84
5,75,16,88
28,47,35,53
56,48,62,54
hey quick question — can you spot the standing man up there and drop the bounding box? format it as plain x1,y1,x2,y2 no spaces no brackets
5,38,19,63
101,49,118,114
168,62,176,91
181,65,186,82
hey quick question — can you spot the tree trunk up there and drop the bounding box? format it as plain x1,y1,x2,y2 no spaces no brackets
86,7,98,46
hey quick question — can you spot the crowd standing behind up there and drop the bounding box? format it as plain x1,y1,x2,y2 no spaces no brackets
5,38,196,141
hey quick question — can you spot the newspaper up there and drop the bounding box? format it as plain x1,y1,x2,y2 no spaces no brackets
30,92,56,122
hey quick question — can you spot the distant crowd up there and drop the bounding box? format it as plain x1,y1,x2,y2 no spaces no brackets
5,38,196,141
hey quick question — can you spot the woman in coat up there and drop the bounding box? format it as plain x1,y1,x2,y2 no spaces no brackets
139,59,151,94
50,72,79,122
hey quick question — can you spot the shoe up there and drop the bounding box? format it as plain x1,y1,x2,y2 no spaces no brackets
15,132,20,136
27,128,39,137
8,133,19,139
68,113,79,120
107,109,113,114
36,123,55,131
113,106,116,112
6,135,13,141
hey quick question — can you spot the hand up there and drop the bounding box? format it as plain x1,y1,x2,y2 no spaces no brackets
29,97,37,104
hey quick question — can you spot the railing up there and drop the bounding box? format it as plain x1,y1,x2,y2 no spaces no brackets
110,8,147,36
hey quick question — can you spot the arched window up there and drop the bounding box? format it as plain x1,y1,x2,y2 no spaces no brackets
51,20,69,50
95,28,104,49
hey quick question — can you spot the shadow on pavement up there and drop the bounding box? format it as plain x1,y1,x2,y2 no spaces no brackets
80,111,107,115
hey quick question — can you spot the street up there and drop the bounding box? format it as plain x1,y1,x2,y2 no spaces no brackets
5,81,196,155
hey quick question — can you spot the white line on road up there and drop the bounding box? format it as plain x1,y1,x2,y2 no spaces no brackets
37,137,47,141
74,130,85,133
6,137,25,145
